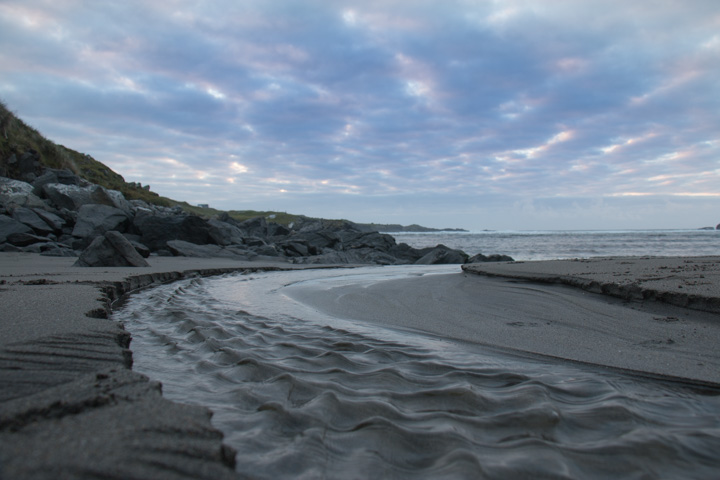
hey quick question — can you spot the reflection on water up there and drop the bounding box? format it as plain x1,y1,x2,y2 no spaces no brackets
119,268,720,479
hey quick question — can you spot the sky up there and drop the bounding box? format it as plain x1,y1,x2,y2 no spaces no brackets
1,1,719,230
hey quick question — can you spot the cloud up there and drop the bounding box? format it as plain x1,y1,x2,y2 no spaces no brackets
0,0,718,229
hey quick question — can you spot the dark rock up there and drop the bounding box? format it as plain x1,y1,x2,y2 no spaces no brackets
388,242,424,264
134,215,214,251
74,231,150,267
208,219,245,246
32,168,88,195
42,183,129,211
340,231,397,252
72,204,130,241
291,230,341,252
32,208,66,232
0,177,45,209
278,240,310,257
40,242,76,257
0,243,23,252
17,150,42,182
11,206,55,235
250,244,280,257
267,223,291,237
467,253,515,263
167,240,255,260
6,232,51,246
167,240,224,258
122,234,151,258
0,214,33,243
242,236,267,248
237,217,268,238
415,245,468,265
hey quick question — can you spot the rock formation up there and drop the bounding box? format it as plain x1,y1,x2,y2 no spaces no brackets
0,167,514,265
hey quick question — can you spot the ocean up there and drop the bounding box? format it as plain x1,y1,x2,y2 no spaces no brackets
390,229,720,261
118,231,720,479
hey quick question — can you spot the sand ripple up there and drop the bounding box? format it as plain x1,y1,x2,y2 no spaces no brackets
119,271,720,479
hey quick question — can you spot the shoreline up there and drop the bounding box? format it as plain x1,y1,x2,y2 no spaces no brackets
0,253,326,480
1,254,719,477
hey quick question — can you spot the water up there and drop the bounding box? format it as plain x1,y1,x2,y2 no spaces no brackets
391,229,720,261
119,266,720,479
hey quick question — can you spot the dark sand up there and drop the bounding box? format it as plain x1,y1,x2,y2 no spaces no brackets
288,257,720,386
1,253,719,478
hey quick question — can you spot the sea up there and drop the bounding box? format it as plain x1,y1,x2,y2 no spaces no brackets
390,228,720,261
118,230,720,479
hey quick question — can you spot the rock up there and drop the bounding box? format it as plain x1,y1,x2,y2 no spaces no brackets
267,223,291,237
72,204,130,241
74,231,150,267
237,217,268,238
166,240,255,260
32,168,88,195
467,253,515,263
6,232,52,247
16,150,43,182
0,214,33,243
167,240,224,258
388,242,424,264
39,242,76,257
250,244,281,257
415,245,468,265
208,219,245,246
41,183,128,211
290,230,341,252
134,215,214,251
123,235,151,258
32,208,66,232
0,177,46,209
278,240,310,257
340,231,397,252
11,206,55,235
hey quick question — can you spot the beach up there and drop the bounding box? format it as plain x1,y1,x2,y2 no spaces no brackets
1,253,719,478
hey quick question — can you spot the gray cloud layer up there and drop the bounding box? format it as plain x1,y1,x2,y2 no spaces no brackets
1,0,719,229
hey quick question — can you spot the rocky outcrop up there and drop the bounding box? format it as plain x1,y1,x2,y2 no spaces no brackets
0,171,512,265
74,231,150,267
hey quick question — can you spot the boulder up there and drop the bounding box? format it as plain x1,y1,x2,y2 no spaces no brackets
11,206,55,235
237,217,268,238
6,232,52,247
41,183,128,211
72,204,130,240
0,177,46,209
167,240,224,258
166,240,255,260
466,253,514,263
32,208,66,232
415,245,468,265
290,230,341,252
0,214,33,243
208,219,245,246
32,168,88,195
39,242,76,257
340,231,397,252
134,215,214,251
74,231,149,267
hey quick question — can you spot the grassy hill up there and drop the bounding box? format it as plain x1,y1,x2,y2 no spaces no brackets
0,99,310,224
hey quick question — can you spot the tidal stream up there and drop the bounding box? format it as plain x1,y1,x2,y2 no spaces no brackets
118,266,720,479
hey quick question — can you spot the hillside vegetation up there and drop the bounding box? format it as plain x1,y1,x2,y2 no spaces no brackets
0,100,309,224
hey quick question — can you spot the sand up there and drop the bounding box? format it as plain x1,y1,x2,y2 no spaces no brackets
1,253,719,478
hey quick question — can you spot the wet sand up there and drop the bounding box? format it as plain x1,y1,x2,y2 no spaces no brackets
1,253,719,478
288,258,720,385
